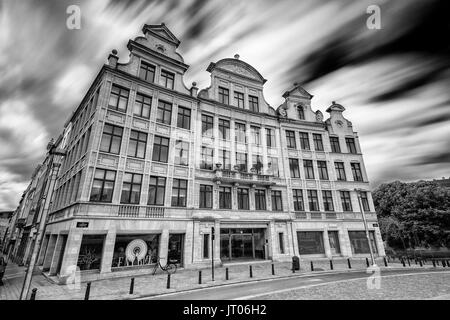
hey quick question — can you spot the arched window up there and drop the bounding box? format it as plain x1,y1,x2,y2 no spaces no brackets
297,105,305,120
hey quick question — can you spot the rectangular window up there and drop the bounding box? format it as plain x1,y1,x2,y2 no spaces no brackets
360,191,370,211
313,133,324,151
317,161,329,180
322,190,334,211
330,137,341,153
235,123,247,143
250,126,261,145
279,233,285,254
128,130,147,159
201,146,214,170
289,158,300,178
236,152,247,172
160,69,174,89
335,162,346,181
237,188,249,210
299,132,310,150
139,61,155,83
252,155,263,174
351,163,363,181
249,95,259,112
297,106,305,120
234,91,244,108
268,157,279,177
156,100,172,125
340,191,352,211
255,189,266,210
171,179,187,207
307,190,319,211
218,149,231,170
293,189,304,211
100,124,123,154
297,231,325,255
174,140,189,166
286,130,296,149
203,234,210,259
348,231,378,254
199,185,213,209
271,190,283,211
134,93,152,119
346,137,357,154
219,187,232,209
152,136,169,163
304,160,315,179
266,128,276,148
177,107,191,130
219,119,230,140
148,176,166,206
218,87,229,104
121,173,142,204
202,114,214,136
109,85,129,112
90,169,116,203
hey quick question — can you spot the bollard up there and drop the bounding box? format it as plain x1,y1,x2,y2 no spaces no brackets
366,257,370,268
226,268,229,280
347,258,352,269
30,288,37,300
419,260,423,267
447,260,450,267
407,258,411,266
271,263,275,276
129,277,135,294
84,282,91,300
432,260,436,268
249,265,253,278
167,273,171,289
310,261,314,272
384,257,388,267
401,259,405,267
330,260,334,270
414,259,417,265
198,271,202,284
442,260,446,268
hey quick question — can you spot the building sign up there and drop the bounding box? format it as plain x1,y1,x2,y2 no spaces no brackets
373,223,379,228
76,222,89,228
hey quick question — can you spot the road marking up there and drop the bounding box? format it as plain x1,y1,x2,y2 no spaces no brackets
235,271,450,300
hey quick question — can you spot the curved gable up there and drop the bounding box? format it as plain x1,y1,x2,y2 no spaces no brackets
207,58,267,84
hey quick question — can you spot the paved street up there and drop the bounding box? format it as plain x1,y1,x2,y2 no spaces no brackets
1,257,448,300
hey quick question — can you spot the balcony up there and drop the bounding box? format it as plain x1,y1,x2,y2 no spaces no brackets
213,166,275,187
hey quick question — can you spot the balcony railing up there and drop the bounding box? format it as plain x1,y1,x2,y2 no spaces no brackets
213,167,275,186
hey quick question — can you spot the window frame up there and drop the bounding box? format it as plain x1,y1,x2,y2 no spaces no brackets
128,130,148,159
120,173,143,204
317,161,329,180
156,100,172,125
148,176,166,206
171,178,187,207
152,136,169,163
160,69,175,89
293,189,304,211
237,188,250,210
177,106,191,130
249,95,259,112
139,61,156,83
89,169,116,203
313,133,324,151
108,84,129,113
303,160,315,179
289,158,301,178
199,184,213,209
255,189,267,210
99,123,123,155
218,87,229,104
271,190,283,211
286,130,297,149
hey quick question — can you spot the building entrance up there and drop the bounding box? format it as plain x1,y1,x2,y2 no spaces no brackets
220,228,265,261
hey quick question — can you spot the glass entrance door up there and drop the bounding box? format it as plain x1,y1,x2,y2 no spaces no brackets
231,234,253,259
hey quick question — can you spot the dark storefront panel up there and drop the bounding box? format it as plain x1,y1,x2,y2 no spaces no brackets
168,234,184,265
112,234,159,268
77,235,104,271
220,228,266,260
297,231,325,255
348,231,378,254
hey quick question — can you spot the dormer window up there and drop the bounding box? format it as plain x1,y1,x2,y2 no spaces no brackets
249,95,259,112
218,87,229,104
297,105,305,120
139,61,155,83
160,69,174,89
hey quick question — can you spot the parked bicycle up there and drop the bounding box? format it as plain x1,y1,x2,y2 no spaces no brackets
151,256,177,275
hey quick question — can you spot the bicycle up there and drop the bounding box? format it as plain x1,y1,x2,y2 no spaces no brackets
151,256,177,275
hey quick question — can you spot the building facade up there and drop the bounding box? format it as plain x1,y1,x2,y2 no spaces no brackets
18,24,384,282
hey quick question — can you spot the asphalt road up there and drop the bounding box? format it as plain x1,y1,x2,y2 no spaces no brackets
137,268,450,300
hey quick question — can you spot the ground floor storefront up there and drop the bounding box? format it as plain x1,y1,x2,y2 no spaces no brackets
38,218,385,283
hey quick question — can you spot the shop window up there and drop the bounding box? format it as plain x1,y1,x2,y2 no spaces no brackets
348,231,378,254
297,231,324,255
77,235,105,271
112,234,159,268
168,234,184,265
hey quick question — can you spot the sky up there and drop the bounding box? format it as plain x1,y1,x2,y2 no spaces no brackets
0,0,449,211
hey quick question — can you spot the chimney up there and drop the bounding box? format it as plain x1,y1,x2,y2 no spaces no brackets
190,82,198,97
108,49,119,68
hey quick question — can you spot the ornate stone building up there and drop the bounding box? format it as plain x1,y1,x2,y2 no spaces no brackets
25,24,384,282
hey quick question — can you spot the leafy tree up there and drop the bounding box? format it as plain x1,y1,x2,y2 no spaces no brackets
373,181,450,249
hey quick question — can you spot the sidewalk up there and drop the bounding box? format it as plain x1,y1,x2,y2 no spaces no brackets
0,257,433,300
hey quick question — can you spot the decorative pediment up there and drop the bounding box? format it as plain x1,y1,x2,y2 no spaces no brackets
142,23,181,47
282,84,313,100
207,57,267,84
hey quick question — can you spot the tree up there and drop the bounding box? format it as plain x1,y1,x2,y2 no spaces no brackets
373,180,450,249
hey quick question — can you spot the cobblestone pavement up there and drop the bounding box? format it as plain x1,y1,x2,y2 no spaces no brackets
0,257,435,300
252,271,450,300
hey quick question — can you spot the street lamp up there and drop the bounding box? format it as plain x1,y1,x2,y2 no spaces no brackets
354,188,376,266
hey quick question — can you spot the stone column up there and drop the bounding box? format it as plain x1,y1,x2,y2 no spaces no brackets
158,229,169,265
49,234,66,276
183,221,194,267
42,234,57,271
213,220,221,264
59,229,83,277
37,234,50,266
100,228,116,274
374,228,386,256
323,229,332,258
